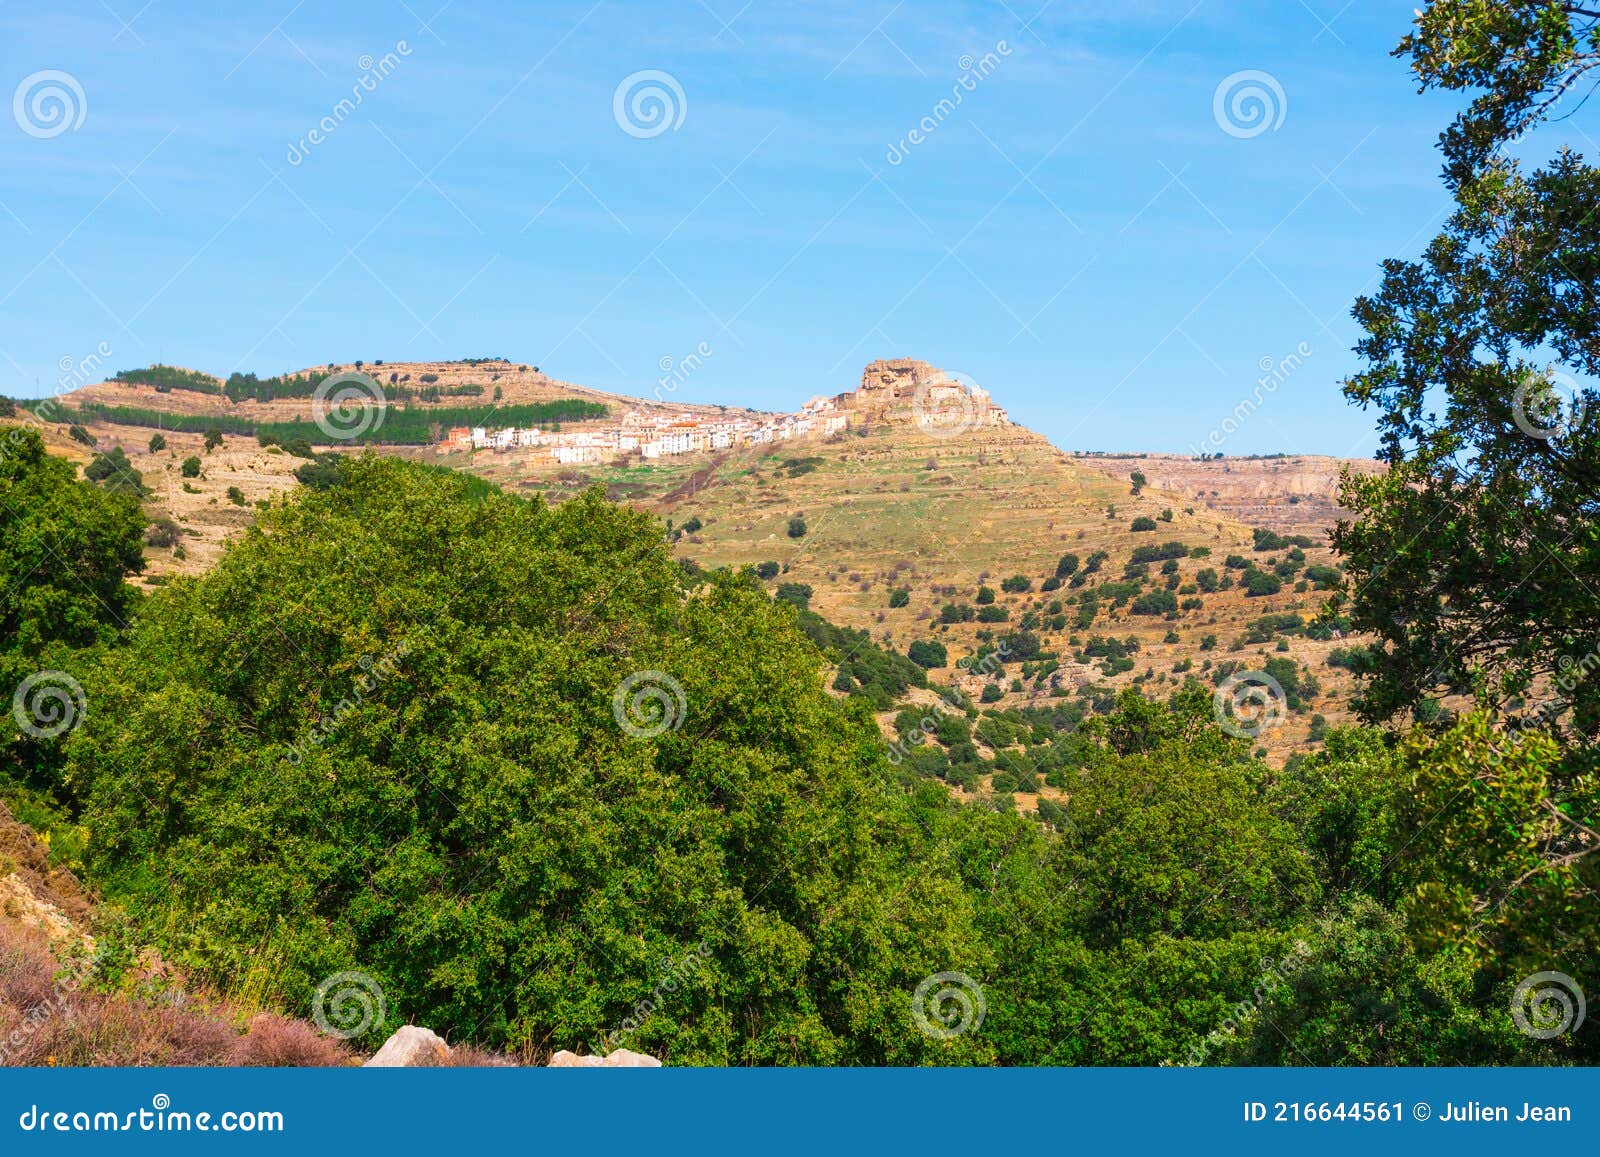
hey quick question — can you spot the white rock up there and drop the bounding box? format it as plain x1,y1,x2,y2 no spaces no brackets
364,1025,450,1067
546,1047,661,1067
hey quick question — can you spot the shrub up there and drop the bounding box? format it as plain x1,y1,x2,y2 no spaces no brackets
787,516,807,538
908,638,948,668
1130,516,1158,532
888,587,910,608
1000,575,1032,593
147,433,166,453
145,517,183,549
1130,590,1178,615
976,586,996,604
1243,570,1282,597
775,582,813,609
180,456,201,478
755,561,780,580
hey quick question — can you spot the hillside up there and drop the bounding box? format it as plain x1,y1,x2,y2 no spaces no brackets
1070,453,1386,538
465,412,1366,761
23,357,1378,764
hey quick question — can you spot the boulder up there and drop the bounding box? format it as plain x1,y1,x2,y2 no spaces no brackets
364,1025,450,1067
546,1047,661,1068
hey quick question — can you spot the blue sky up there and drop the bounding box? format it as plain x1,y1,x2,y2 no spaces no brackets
1,0,1464,454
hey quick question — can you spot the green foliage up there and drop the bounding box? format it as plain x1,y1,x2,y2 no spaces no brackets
114,365,222,394
84,447,147,497
792,608,927,709
1242,570,1281,597
1129,590,1177,616
888,586,910,608
0,431,143,795
70,458,997,1065
47,400,608,447
908,639,948,669
774,581,813,609
1129,516,1157,532
147,433,166,453
786,516,807,538
754,561,780,580
179,456,201,478
1333,2,1600,729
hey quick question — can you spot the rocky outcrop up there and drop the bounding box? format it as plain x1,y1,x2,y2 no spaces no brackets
361,1026,661,1068
547,1048,662,1068
364,1025,451,1067
841,358,1003,429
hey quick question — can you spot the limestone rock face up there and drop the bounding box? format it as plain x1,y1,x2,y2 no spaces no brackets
840,358,1002,429
547,1048,662,1068
364,1025,451,1067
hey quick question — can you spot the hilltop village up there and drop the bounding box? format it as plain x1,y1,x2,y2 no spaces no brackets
441,358,1010,464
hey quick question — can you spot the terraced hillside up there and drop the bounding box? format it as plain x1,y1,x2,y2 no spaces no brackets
18,359,1376,771
467,417,1369,763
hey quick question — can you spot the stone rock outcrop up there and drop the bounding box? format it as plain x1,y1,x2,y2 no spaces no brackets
838,358,1004,429
364,1025,451,1067
546,1048,662,1068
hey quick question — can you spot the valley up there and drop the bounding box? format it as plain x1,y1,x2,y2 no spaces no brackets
20,357,1379,775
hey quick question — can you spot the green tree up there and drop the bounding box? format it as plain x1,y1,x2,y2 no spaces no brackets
180,456,201,478
147,433,166,453
0,431,143,795
1335,1,1600,730
70,457,998,1065
84,446,147,497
